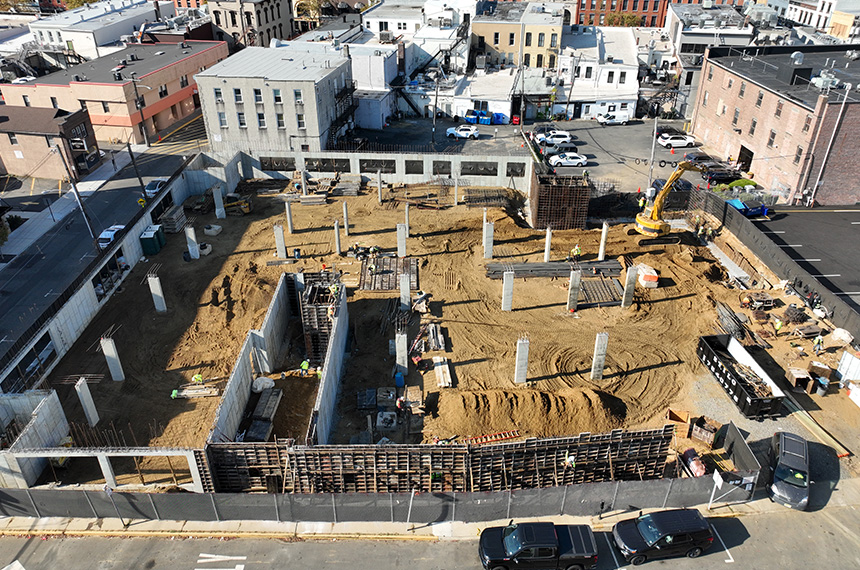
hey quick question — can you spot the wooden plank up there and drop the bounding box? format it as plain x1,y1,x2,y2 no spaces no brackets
434,356,452,388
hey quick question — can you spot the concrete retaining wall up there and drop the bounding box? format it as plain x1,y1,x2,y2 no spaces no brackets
183,153,242,198
0,391,68,488
310,288,350,445
208,335,255,443
250,273,290,375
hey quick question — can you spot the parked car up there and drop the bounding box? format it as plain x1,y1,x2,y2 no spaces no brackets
766,431,810,510
549,152,588,167
655,125,685,139
658,133,696,148
447,125,480,139
536,130,573,145
144,178,169,198
544,141,579,157
479,521,598,570
612,509,714,566
649,178,694,194
532,125,558,137
682,151,714,164
596,111,630,125
702,169,741,184
97,225,126,250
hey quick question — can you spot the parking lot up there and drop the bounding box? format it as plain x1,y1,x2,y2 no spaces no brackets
355,117,697,193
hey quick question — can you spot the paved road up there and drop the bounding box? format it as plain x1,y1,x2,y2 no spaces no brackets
751,206,860,312
1,507,858,569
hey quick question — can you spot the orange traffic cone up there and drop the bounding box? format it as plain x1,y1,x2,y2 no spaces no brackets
637,187,641,193
670,147,675,154
158,135,162,142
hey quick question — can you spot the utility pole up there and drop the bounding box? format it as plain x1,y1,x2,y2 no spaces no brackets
55,144,96,242
129,72,150,147
126,142,147,199
564,53,581,118
431,76,440,144
647,115,658,187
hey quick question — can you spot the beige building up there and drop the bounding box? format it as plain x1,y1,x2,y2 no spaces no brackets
471,2,563,69
830,8,860,41
210,0,294,45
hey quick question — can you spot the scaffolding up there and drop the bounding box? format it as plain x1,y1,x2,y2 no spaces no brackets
298,273,341,363
529,173,590,230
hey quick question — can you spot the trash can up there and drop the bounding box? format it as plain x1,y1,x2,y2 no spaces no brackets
816,378,829,396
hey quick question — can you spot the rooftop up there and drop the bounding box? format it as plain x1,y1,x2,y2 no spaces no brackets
454,67,519,100
26,41,224,86
473,2,526,23
293,14,362,42
197,46,348,82
668,3,747,29
30,0,170,31
519,2,566,25
707,44,860,108
363,0,425,20
561,27,638,66
0,107,81,136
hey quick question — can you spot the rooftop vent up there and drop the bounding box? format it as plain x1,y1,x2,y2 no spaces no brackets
790,51,804,66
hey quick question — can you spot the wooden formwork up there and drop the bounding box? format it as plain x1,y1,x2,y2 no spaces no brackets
299,280,339,362
359,257,419,291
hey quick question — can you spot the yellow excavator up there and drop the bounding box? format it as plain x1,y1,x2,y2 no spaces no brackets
633,161,705,245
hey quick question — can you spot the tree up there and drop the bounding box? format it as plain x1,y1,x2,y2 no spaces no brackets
0,217,9,249
605,13,643,27
64,0,96,9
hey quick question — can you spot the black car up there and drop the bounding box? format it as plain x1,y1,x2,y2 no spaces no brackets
702,169,741,184
655,125,684,139
766,431,810,510
612,509,714,566
649,178,694,193
683,151,715,165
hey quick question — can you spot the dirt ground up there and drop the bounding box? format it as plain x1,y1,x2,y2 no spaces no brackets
42,182,858,485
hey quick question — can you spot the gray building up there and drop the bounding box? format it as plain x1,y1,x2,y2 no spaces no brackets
196,47,356,154
209,0,294,46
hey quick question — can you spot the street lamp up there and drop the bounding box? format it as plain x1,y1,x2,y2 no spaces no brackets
41,190,56,223
129,72,153,147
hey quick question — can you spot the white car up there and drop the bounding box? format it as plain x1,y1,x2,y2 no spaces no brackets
549,152,588,167
447,125,480,139
595,112,630,125
144,178,169,198
658,133,696,148
536,130,572,145
97,225,126,250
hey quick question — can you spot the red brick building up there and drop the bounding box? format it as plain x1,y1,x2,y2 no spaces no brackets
574,0,745,29
690,44,860,206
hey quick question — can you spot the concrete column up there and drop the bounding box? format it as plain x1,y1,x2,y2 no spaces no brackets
343,202,350,236
147,275,167,313
274,224,287,259
98,455,117,488
395,332,408,376
622,265,639,308
185,226,199,260
100,337,125,382
405,203,410,237
334,220,342,255
397,223,407,257
301,170,308,196
598,221,609,261
183,450,205,494
285,201,294,234
483,207,487,226
591,332,609,380
483,222,494,259
454,177,459,205
377,170,383,204
213,185,226,219
514,337,529,384
544,227,552,263
502,270,514,311
75,378,99,427
400,273,410,312
567,270,582,313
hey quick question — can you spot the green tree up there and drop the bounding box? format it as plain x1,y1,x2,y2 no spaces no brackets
605,13,643,27
64,0,97,9
0,216,9,249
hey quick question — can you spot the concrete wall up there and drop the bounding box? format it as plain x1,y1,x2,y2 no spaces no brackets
310,287,349,445
0,390,68,489
250,273,291,375
209,335,255,443
183,152,241,197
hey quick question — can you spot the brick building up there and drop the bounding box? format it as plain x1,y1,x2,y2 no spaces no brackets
690,44,860,206
0,41,228,145
471,1,564,69
574,0,745,29
0,107,99,181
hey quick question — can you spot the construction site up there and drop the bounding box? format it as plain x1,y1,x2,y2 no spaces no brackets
3,169,857,505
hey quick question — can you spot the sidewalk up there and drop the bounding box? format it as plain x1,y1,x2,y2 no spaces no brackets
2,477,859,539
0,145,147,260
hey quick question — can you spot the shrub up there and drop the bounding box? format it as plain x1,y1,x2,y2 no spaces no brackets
6,214,25,232
728,179,756,188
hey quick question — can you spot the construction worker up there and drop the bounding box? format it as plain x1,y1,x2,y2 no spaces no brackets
192,374,204,384
582,169,589,180
300,360,310,377
568,244,581,262
741,296,751,309
706,227,715,242
370,245,380,256
697,225,706,243
327,304,335,321
638,196,646,211
329,283,339,297
813,334,824,355
773,318,783,337
369,263,377,275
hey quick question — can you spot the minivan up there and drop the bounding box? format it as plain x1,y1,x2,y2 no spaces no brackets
612,509,714,566
766,431,810,510
596,112,630,125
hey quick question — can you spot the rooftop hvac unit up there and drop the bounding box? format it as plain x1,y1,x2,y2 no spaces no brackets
606,54,614,62
379,30,394,42
441,18,453,27
703,0,715,8
791,51,804,65
476,55,486,69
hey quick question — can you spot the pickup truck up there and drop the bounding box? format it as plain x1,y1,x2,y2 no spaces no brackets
479,521,598,570
727,198,769,218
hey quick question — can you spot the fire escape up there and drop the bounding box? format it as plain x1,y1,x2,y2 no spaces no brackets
326,80,357,148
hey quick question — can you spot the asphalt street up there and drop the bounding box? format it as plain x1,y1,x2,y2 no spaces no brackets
751,207,860,312
1,507,859,569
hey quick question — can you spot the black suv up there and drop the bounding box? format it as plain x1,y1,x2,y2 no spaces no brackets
612,509,714,566
766,431,810,510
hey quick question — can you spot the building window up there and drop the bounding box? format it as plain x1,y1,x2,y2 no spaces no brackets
525,32,532,47
767,129,776,147
237,112,246,128
257,112,266,128
8,133,18,145
180,75,189,88
523,53,531,67
214,88,222,101
214,10,221,25
379,21,388,31
732,108,740,126
477,36,485,49
80,100,87,110
254,88,263,103
234,88,243,103
548,55,556,69
707,66,713,81
397,22,406,30
230,11,237,26
550,33,557,48
538,33,545,47
294,89,303,104
277,113,285,128
739,81,746,97
756,91,763,107
218,111,227,128
599,14,605,24
775,101,783,117
607,71,614,83
102,101,110,112
158,84,168,98
297,114,306,129
702,91,708,106
493,32,499,44
585,67,592,78
803,115,812,132
619,71,626,84
749,118,757,135
509,32,515,45
642,0,649,9
794,146,803,164
727,78,734,89
50,97,58,109
273,89,282,103
536,54,544,67
22,95,30,107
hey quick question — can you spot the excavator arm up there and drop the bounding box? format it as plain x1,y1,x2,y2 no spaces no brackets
635,161,704,238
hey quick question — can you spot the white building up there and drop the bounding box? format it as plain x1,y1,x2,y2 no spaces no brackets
785,0,838,29
28,0,176,61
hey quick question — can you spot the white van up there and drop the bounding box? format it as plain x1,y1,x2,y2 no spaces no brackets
596,111,630,125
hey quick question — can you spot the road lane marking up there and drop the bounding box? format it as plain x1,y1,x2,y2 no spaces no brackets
835,292,860,295
792,258,821,262
711,526,735,563
603,532,625,569
778,245,803,247
197,555,247,563
852,222,860,224
762,230,786,234
811,274,841,278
